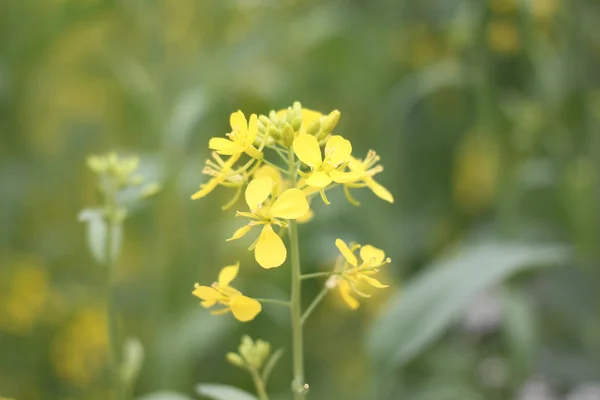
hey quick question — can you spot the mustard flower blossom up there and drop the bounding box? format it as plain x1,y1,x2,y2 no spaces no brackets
228,176,309,269
209,110,263,159
192,262,261,322
347,151,394,203
293,134,360,205
191,152,243,200
333,239,391,309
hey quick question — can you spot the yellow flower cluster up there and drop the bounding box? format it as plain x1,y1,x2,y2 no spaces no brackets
192,102,394,321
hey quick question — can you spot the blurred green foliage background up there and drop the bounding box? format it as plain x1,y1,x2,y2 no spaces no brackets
1,0,600,399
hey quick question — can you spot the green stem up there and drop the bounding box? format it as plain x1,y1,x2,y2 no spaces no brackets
254,298,291,307
105,211,127,400
261,159,289,175
251,370,270,400
301,286,329,326
300,272,334,281
287,147,307,399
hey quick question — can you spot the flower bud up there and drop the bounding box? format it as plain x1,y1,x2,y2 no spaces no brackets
268,125,282,141
323,110,341,132
291,116,303,132
306,120,321,137
226,352,246,368
259,115,272,127
282,123,294,146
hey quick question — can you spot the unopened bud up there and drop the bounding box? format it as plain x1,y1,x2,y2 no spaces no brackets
259,115,272,127
291,116,303,132
226,352,246,368
293,101,302,112
323,110,341,132
285,108,295,124
306,120,321,136
282,123,294,146
268,125,282,141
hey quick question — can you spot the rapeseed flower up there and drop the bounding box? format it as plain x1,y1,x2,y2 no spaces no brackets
191,152,244,203
228,176,309,269
293,134,359,203
209,111,263,159
332,239,391,309
346,151,394,203
192,262,261,322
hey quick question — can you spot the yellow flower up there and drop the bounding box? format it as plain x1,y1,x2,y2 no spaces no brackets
228,176,309,269
347,151,394,203
192,262,261,322
333,239,391,310
293,134,360,204
209,110,263,159
191,152,243,200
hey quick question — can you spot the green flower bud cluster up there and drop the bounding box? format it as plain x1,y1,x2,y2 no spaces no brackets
226,335,271,371
87,152,142,189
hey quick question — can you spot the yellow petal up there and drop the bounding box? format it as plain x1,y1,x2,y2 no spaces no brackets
335,239,358,267
305,171,333,188
254,165,284,196
367,178,394,203
230,295,262,322
218,262,240,287
226,225,253,241
270,189,309,219
201,299,217,308
324,135,352,167
210,308,231,316
192,285,221,301
230,110,248,137
359,274,388,288
245,176,273,210
360,245,386,266
209,137,246,155
293,133,322,168
329,170,361,184
339,280,360,310
191,178,220,200
348,156,366,173
246,114,258,143
255,224,286,269
296,209,314,224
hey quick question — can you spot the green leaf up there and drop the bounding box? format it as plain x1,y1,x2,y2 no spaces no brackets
78,208,122,265
137,391,193,400
196,384,258,400
501,287,538,375
367,242,567,372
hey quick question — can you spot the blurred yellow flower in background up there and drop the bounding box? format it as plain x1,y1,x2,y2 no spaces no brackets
51,306,109,388
487,19,520,54
192,262,262,322
0,257,49,335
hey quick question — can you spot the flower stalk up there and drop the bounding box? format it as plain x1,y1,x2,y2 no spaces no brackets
287,146,307,399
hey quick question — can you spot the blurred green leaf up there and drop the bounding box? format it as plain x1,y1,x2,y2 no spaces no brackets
367,242,567,371
501,288,538,376
123,337,145,386
137,391,193,400
196,384,258,400
78,208,122,264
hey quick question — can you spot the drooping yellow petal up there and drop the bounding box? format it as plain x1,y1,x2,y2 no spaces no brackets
335,239,358,267
230,295,262,322
360,245,386,266
246,114,258,143
270,189,309,219
329,170,361,184
293,133,322,168
209,138,246,155
193,285,222,302
324,135,352,167
254,165,284,195
255,224,287,269
305,171,333,188
245,177,273,210
367,178,394,203
218,262,240,287
230,110,248,137
191,178,220,200
359,274,388,288
201,299,217,308
339,280,360,310
226,225,253,241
